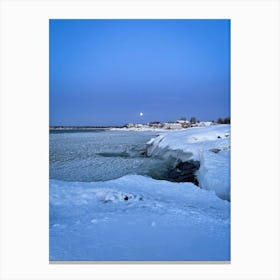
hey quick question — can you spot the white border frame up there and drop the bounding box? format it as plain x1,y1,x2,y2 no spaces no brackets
1,0,279,279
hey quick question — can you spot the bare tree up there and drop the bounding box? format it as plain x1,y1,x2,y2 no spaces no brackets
190,117,196,124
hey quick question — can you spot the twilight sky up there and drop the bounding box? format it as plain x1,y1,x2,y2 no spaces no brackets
50,19,230,126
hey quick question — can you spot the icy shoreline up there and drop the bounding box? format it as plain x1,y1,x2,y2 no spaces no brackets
146,125,230,200
50,125,230,261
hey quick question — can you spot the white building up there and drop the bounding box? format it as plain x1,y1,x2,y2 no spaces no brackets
176,119,190,124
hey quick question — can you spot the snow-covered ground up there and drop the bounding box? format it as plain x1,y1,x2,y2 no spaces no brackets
146,125,230,201
50,175,230,261
110,121,213,132
110,127,167,132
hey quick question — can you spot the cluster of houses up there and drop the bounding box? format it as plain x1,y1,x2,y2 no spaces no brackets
125,119,213,130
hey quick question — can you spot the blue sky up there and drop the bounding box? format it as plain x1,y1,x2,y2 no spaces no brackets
50,19,230,126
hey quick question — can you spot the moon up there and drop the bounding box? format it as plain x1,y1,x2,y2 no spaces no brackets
139,112,144,117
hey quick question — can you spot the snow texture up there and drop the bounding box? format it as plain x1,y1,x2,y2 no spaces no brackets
146,125,230,200
50,175,230,261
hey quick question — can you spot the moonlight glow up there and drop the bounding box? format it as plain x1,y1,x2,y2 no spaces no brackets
139,112,144,117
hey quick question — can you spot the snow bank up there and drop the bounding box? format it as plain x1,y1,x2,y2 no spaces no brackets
110,127,167,132
50,175,230,261
146,125,230,200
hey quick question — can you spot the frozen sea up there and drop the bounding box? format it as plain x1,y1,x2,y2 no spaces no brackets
49,128,230,261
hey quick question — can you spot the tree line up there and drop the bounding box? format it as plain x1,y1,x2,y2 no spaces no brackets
216,117,230,124
180,116,230,124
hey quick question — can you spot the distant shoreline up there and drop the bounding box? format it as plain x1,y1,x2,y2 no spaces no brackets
49,121,219,131
50,126,123,130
